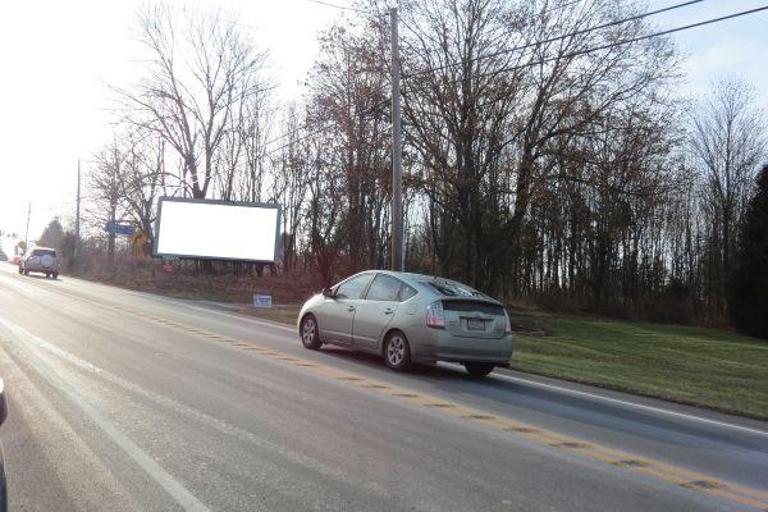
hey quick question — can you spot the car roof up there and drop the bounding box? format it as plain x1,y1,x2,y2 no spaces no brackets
356,270,501,303
361,270,470,287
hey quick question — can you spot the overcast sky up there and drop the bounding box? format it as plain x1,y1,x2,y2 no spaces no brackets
1,0,766,239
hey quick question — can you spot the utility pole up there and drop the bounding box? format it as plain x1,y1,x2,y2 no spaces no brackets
390,6,404,271
74,159,81,262
24,201,31,249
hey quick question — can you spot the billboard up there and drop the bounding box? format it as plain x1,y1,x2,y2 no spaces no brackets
154,197,280,263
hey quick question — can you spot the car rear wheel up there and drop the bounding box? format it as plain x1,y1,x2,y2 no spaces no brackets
23,269,29,276
17,267,22,275
52,272,59,279
464,362,495,378
300,314,322,350
384,331,412,372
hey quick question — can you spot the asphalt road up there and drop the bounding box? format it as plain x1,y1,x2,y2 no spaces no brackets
0,263,766,511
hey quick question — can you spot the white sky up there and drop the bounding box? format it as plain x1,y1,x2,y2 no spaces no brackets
1,0,767,239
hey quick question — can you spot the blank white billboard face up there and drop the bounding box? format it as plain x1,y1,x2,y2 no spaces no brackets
155,199,279,262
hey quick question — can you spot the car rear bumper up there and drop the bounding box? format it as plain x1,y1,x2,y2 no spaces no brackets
411,331,513,365
23,265,58,272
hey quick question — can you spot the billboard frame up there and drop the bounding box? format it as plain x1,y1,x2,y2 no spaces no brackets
153,196,281,264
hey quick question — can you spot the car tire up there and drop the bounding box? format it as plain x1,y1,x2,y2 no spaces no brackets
23,269,29,276
17,267,22,275
52,272,59,279
384,330,412,372
300,314,322,350
464,362,495,378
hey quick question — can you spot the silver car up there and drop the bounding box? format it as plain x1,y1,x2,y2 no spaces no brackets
297,271,513,376
19,246,60,279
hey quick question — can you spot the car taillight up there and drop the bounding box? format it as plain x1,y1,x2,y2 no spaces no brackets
504,310,512,334
426,301,445,329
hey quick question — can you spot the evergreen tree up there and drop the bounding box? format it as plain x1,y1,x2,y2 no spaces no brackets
39,218,65,250
730,164,768,338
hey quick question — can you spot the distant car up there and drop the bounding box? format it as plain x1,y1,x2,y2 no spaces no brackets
10,255,21,266
0,251,6,262
19,246,59,278
298,271,514,377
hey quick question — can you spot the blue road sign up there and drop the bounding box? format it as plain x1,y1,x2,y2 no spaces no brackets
105,222,134,236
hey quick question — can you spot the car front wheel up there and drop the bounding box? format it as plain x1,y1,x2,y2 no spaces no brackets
300,314,322,350
384,331,412,372
464,362,495,378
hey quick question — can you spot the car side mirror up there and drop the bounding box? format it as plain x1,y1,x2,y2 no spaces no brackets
322,287,334,298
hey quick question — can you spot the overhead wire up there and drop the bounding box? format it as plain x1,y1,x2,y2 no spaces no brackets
263,98,391,157
404,0,707,78
304,0,386,16
403,4,768,93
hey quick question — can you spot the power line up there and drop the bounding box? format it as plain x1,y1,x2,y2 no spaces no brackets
404,0,707,78
263,98,390,157
404,4,768,91
305,0,372,14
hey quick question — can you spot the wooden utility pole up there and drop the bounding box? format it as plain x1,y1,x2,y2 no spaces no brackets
24,201,31,249
390,6,404,271
74,159,81,262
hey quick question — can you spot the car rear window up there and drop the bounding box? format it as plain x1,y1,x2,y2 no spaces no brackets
424,280,484,298
32,249,56,257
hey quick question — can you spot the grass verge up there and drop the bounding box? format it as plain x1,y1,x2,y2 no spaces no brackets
508,311,768,419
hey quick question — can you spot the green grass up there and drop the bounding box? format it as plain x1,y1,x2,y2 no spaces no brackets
508,311,768,419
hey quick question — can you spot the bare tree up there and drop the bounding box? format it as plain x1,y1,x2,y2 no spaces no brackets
117,5,269,199
89,142,128,260
270,105,311,272
304,17,391,272
689,79,767,317
121,131,166,243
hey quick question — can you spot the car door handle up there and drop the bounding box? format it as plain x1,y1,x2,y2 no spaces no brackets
384,308,394,315
347,305,356,312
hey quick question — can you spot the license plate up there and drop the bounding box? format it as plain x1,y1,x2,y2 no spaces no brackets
466,318,485,331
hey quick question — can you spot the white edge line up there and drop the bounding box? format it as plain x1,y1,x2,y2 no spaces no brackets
489,370,768,438
0,316,212,512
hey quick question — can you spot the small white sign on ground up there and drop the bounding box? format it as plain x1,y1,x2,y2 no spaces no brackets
253,293,273,309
